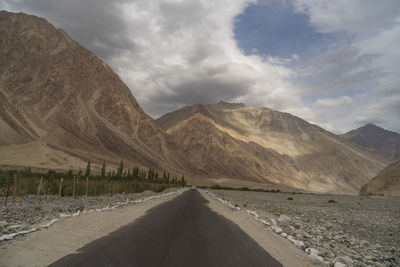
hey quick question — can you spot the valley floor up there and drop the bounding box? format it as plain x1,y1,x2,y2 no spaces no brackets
208,189,400,266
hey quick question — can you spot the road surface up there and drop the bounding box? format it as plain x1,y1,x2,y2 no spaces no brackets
50,190,282,267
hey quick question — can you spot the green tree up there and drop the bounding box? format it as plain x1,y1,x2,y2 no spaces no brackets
133,167,139,179
117,160,124,178
85,160,91,177
148,168,154,181
101,161,106,178
181,174,186,187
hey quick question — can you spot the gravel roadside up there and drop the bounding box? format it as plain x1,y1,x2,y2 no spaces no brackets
0,188,182,246
208,189,400,267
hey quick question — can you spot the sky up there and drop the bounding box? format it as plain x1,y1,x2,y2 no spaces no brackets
1,0,400,133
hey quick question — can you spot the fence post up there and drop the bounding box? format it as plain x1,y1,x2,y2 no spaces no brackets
85,176,89,198
45,177,49,201
94,176,98,196
75,176,79,199
110,179,113,197
58,177,64,200
12,173,17,202
36,176,43,199
72,176,76,199
4,174,12,207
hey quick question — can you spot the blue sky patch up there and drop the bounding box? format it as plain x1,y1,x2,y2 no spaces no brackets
234,1,336,59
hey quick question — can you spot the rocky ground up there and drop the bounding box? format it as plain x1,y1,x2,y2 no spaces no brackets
0,188,181,247
209,189,400,267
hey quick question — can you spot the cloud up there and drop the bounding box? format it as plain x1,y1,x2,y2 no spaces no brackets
2,0,304,118
291,0,400,133
292,0,400,35
314,96,353,107
1,0,399,133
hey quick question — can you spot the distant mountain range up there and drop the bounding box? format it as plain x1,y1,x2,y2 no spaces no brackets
157,102,388,194
342,123,400,161
1,11,398,194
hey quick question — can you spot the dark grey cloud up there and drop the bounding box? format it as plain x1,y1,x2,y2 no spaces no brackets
154,78,252,106
1,0,135,60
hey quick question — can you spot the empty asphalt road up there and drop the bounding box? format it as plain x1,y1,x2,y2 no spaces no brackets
50,189,282,267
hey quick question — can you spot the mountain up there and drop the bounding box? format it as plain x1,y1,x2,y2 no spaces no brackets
157,101,388,194
342,124,400,161
0,11,193,174
360,160,400,196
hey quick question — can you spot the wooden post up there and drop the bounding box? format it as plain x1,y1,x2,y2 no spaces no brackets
36,177,43,199
73,176,77,199
12,173,17,202
58,177,64,200
85,176,89,198
94,177,98,196
4,175,12,207
45,177,49,201
134,178,138,194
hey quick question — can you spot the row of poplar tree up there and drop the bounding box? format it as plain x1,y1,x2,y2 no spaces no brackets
81,160,187,186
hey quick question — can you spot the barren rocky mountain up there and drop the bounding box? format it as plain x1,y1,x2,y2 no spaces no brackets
157,102,388,194
342,123,400,161
360,159,400,196
0,11,194,174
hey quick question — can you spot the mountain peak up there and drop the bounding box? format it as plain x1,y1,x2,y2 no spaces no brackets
342,123,400,160
212,101,246,109
364,123,380,129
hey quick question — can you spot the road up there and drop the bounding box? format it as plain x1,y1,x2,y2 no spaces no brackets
50,190,282,267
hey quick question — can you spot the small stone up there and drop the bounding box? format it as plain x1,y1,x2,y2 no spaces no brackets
335,256,354,267
334,263,346,267
278,214,290,223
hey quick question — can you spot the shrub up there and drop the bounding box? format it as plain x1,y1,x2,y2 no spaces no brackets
328,199,337,203
211,184,222,189
287,197,293,200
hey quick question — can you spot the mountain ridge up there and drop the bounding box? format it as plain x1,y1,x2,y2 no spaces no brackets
342,123,400,161
360,159,400,196
157,102,388,194
0,11,196,174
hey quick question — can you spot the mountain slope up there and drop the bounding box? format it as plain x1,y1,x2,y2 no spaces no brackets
342,123,400,161
360,160,400,196
157,102,388,194
0,11,192,173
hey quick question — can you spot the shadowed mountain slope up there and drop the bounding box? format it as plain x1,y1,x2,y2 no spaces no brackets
0,11,194,173
342,123,400,161
360,160,400,196
157,102,388,194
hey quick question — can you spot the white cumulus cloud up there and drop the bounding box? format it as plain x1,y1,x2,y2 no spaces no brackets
314,96,353,107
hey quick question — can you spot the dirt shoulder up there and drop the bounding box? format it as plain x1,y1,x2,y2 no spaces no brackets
200,190,321,267
0,190,185,267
